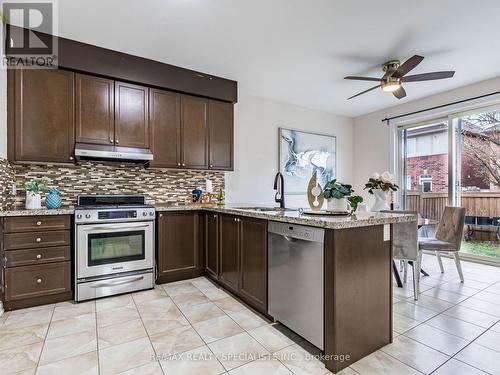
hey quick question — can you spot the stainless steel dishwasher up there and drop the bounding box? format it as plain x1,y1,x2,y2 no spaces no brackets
268,221,325,350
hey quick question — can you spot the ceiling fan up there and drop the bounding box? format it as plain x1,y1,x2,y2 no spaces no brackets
344,55,455,100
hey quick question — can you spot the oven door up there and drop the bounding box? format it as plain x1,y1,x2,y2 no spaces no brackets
76,221,154,279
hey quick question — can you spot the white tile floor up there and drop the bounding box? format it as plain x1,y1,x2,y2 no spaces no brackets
1,253,500,374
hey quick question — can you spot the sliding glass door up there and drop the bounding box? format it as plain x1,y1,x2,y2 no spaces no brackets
397,107,500,262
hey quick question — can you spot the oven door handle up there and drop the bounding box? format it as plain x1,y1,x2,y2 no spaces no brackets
79,223,152,232
89,275,145,288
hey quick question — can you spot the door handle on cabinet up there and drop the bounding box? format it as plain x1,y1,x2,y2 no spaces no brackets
35,237,42,243
36,278,42,284
110,139,114,143
36,221,42,226
115,139,120,144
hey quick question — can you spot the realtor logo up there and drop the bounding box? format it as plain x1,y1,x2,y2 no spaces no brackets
1,0,58,68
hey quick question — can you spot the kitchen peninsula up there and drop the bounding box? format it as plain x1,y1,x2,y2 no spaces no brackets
0,204,414,373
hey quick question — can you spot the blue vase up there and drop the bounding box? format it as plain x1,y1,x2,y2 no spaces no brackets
45,188,62,209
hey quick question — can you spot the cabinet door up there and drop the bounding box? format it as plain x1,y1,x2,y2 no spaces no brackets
205,212,219,278
149,89,181,168
181,95,208,169
239,217,267,312
157,212,199,280
219,214,240,292
208,100,233,170
12,69,74,163
75,74,114,145
115,81,150,148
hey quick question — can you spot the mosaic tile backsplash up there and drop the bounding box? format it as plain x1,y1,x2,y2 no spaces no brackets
0,158,15,210
0,157,225,208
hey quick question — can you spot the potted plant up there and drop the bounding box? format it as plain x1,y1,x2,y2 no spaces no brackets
364,172,399,211
323,179,363,213
24,179,49,210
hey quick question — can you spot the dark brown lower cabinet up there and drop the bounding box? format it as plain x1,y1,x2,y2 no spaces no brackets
239,217,267,312
216,214,267,313
205,212,219,278
157,212,204,283
218,214,240,293
1,215,73,311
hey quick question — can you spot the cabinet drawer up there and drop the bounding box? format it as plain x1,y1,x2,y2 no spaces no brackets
4,231,71,250
4,216,70,233
5,262,71,301
5,246,70,267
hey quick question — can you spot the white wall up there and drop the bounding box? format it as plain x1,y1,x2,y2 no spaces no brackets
353,76,500,207
226,89,353,207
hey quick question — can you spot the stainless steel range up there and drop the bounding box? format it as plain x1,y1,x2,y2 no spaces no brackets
75,195,155,302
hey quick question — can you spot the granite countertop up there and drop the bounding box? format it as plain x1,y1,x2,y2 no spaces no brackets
0,203,415,229
0,206,76,217
154,204,416,230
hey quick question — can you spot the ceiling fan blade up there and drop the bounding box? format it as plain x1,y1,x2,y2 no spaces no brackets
402,71,455,82
347,84,380,100
392,55,424,78
344,76,382,82
393,86,407,99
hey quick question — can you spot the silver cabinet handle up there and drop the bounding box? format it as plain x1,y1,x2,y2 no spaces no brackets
115,139,120,144
36,278,42,284
36,237,42,243
69,156,74,161
182,163,186,167
177,163,181,167
110,138,114,143
213,214,218,218
36,221,42,226
36,254,42,259
159,213,163,218
210,164,213,168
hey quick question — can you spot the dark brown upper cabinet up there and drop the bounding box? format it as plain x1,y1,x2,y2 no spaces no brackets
181,95,208,169
75,74,114,145
208,100,234,170
115,81,150,149
9,69,75,163
149,89,181,168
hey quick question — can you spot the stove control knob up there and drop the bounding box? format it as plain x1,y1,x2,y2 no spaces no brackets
76,214,82,219
149,211,155,216
143,212,148,217
85,214,91,219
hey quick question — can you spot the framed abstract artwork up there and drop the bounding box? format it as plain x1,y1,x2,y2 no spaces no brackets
278,127,336,194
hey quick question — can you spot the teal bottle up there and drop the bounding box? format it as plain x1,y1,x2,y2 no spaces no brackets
45,188,62,209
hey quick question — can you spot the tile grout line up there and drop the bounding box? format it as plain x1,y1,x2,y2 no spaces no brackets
130,290,167,375
189,278,329,375
33,303,56,373
383,265,500,374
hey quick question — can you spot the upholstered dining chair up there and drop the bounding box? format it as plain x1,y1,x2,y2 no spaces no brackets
418,206,466,283
382,210,421,300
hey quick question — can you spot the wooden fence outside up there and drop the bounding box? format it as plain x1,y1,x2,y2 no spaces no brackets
406,191,500,242
406,191,500,220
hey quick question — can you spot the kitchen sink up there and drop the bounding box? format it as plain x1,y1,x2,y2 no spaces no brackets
233,206,296,212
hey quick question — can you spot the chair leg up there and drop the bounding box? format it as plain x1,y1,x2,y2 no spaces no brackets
412,252,423,301
453,252,464,283
403,261,408,284
436,251,444,273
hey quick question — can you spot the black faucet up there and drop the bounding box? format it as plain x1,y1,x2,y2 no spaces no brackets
273,172,285,209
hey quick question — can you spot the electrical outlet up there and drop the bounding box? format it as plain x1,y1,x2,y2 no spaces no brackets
11,183,16,195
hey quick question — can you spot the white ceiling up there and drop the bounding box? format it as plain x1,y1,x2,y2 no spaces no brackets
58,0,500,117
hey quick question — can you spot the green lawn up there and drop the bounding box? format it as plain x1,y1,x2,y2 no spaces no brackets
461,241,500,258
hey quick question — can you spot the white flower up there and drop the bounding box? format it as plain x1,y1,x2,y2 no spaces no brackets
380,171,393,183
372,172,380,180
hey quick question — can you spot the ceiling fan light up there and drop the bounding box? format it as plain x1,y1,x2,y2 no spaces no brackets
382,81,401,92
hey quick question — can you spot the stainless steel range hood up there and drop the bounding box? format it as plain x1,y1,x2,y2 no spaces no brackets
75,143,154,163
